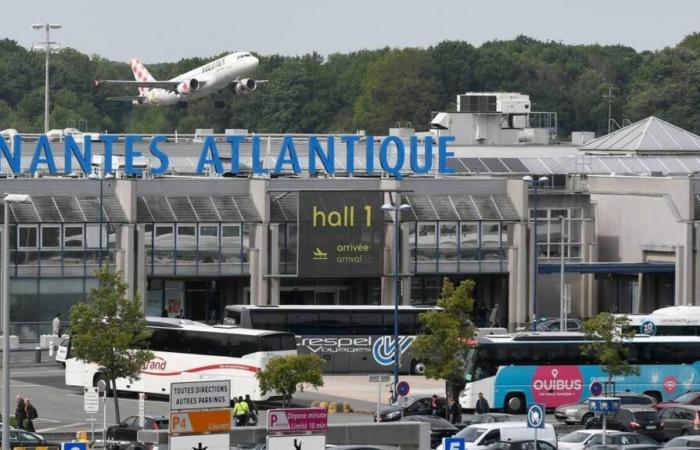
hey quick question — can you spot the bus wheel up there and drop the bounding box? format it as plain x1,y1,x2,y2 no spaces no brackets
505,393,525,414
94,374,113,397
644,391,662,403
411,361,426,375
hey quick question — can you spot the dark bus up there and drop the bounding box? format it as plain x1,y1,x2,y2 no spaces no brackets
223,305,440,374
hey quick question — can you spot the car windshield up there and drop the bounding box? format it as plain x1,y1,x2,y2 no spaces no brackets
560,432,593,443
456,426,487,442
674,392,699,403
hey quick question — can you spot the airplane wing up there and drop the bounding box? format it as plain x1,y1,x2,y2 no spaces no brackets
105,95,147,102
96,80,181,90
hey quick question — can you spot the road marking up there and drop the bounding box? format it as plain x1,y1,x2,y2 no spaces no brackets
34,418,60,423
37,421,87,432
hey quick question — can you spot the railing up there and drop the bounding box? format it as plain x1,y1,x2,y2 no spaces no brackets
10,322,54,342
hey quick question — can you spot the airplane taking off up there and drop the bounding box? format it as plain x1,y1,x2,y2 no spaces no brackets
95,52,264,107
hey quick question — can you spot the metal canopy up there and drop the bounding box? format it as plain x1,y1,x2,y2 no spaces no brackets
538,262,675,274
136,195,260,223
0,196,127,223
402,194,519,221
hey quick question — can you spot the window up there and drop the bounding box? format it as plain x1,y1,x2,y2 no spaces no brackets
250,311,286,330
18,226,37,248
155,225,174,248
199,225,218,248
528,207,584,260
177,225,196,248
64,226,84,248
41,226,60,248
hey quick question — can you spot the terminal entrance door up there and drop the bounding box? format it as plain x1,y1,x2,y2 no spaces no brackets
185,281,221,321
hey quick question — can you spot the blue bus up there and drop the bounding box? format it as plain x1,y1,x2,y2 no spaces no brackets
459,332,700,413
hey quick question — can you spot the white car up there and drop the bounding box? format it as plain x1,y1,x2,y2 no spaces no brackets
436,422,557,450
557,430,623,450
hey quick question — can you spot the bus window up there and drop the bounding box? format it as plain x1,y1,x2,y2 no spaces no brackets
224,309,241,325
317,312,349,335
250,311,285,330
261,334,297,351
287,312,318,335
351,312,383,335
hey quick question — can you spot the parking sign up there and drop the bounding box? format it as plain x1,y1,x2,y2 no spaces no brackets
527,404,545,429
442,438,465,450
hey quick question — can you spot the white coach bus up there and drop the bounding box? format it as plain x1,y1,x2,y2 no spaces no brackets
64,317,297,401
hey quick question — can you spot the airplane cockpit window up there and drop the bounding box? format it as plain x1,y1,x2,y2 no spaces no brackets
237,53,252,59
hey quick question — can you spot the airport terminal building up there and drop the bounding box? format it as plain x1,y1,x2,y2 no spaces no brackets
4,92,700,339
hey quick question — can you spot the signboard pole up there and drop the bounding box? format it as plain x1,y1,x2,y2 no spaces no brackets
377,382,382,419
603,414,607,445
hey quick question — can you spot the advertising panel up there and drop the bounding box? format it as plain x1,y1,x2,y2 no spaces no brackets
297,191,384,277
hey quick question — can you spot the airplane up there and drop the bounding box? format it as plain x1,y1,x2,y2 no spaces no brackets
95,51,265,108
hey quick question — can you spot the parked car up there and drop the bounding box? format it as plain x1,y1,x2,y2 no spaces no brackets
106,415,169,449
657,392,700,411
375,396,447,422
485,440,556,450
0,430,57,449
587,445,660,450
559,431,625,450
658,405,700,439
556,393,658,425
664,436,700,448
516,317,583,332
400,415,458,449
586,408,664,441
437,422,557,450
464,413,516,425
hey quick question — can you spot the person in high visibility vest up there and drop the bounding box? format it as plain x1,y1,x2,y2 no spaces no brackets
233,396,248,427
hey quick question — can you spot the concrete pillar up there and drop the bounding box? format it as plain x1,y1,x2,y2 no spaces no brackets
269,223,280,305
675,245,685,305
114,179,137,299
135,224,146,305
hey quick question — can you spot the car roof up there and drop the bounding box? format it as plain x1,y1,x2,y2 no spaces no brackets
623,407,658,413
469,421,553,430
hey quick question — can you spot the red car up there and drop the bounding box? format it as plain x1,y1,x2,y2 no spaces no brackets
655,391,700,410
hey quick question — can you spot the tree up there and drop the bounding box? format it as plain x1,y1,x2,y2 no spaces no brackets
412,278,475,400
69,265,153,423
581,312,639,393
256,354,324,406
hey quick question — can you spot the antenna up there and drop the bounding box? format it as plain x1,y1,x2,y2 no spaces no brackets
602,84,615,135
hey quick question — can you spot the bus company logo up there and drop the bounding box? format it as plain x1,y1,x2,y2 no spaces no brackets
143,357,167,372
664,375,678,394
372,336,416,366
531,366,583,407
300,337,372,354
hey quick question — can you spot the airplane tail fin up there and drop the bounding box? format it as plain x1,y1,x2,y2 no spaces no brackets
130,58,156,95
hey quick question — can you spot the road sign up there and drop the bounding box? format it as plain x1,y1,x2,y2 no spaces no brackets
442,438,466,450
396,381,410,397
640,320,657,336
267,435,326,450
62,443,87,450
527,404,545,429
589,397,620,413
83,387,99,414
267,408,328,433
138,393,146,428
169,433,229,450
369,374,390,383
170,380,231,411
170,409,232,434
590,381,603,396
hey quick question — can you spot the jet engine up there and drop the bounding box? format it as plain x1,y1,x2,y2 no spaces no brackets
233,78,257,95
177,79,200,95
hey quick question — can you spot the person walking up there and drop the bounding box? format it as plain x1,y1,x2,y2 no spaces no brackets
52,314,61,336
238,396,250,426
448,397,462,425
245,394,258,426
489,305,500,327
475,392,490,414
15,396,26,430
24,399,37,432
233,397,247,427
430,394,440,416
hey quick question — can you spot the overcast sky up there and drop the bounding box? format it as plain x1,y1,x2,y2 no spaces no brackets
7,0,700,63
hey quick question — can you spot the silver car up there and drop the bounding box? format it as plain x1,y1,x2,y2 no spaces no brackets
555,393,657,425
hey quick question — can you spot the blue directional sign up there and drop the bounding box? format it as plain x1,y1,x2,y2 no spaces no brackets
62,443,87,450
442,437,466,450
640,320,657,336
589,397,620,413
527,403,545,429
396,381,410,397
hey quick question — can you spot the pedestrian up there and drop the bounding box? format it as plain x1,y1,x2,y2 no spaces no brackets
245,394,258,426
430,394,439,416
448,397,462,425
161,308,168,318
15,395,25,430
24,399,37,432
176,309,185,319
52,314,61,336
489,304,500,327
233,397,246,427
478,304,489,327
475,392,490,414
238,396,250,426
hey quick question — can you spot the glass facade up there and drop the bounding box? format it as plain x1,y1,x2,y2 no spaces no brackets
407,221,508,273
278,223,298,275
528,208,583,260
144,223,250,276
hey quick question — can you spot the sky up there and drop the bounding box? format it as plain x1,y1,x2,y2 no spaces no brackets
6,0,700,63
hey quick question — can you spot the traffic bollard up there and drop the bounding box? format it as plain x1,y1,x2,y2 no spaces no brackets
34,347,41,363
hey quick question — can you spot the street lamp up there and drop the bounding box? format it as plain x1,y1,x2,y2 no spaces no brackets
88,171,114,267
381,200,410,402
2,194,31,450
522,176,548,331
31,23,62,133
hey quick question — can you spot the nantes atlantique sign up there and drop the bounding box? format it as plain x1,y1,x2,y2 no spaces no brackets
0,134,455,179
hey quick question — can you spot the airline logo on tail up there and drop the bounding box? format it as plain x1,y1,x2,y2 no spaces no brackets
130,58,155,95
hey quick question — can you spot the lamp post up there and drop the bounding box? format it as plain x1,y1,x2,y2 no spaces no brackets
31,23,62,133
522,176,548,331
381,200,410,402
559,215,566,332
2,194,31,450
89,171,114,267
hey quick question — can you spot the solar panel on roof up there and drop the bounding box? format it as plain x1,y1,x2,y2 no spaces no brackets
461,158,488,173
501,158,530,173
520,158,549,174
446,158,467,173
481,158,509,173
539,158,563,174
657,157,687,173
